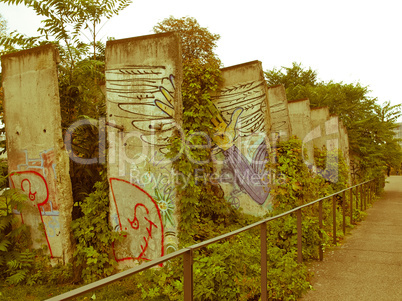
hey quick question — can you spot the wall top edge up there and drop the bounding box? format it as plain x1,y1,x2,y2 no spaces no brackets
1,43,58,61
266,84,284,89
288,98,310,104
220,60,262,71
106,32,179,47
311,106,329,111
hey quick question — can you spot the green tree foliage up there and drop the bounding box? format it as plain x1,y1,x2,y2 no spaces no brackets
0,0,131,54
265,62,401,181
0,186,31,285
0,13,8,50
154,16,221,65
0,13,8,153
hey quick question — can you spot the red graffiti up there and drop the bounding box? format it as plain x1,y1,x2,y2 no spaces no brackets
10,170,53,258
127,203,159,261
21,179,37,201
110,178,164,263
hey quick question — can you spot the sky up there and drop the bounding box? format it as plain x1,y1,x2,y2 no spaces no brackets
1,0,401,119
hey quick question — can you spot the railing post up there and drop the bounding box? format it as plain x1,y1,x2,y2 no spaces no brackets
364,183,369,210
363,183,367,210
333,195,337,245
184,249,193,301
369,181,372,204
356,186,359,209
318,200,323,261
342,190,346,235
261,222,267,300
350,187,353,224
360,185,363,211
372,181,374,202
297,209,303,263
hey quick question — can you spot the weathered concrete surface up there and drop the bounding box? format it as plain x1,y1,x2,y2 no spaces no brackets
211,61,273,215
288,98,314,164
339,119,351,169
310,107,332,150
2,44,74,263
302,176,402,301
310,107,342,153
105,33,182,267
266,84,292,141
310,107,351,182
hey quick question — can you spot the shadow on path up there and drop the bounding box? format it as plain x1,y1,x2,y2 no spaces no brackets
301,176,402,301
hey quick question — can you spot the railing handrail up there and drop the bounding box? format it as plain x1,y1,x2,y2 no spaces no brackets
46,179,376,301
190,179,373,251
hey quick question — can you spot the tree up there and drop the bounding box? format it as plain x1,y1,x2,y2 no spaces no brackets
0,0,131,56
265,62,318,98
0,13,9,154
265,63,402,181
154,16,221,65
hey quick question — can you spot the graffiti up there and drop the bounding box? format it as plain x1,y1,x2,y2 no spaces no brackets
13,149,59,214
109,178,164,262
212,80,268,136
212,79,271,205
270,102,290,136
106,61,179,261
266,85,291,140
227,191,241,209
106,66,177,149
9,170,54,257
43,216,61,238
9,149,62,258
219,142,269,205
154,187,175,227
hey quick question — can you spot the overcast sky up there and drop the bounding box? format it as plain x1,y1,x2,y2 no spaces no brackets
1,0,401,120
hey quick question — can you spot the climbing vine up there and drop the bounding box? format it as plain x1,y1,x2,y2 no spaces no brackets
71,172,123,283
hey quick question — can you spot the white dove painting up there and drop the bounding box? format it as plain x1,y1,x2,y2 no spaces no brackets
210,61,274,215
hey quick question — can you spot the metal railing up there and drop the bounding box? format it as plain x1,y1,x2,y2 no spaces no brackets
46,179,376,301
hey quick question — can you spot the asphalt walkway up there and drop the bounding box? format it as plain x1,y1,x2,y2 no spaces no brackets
301,176,402,301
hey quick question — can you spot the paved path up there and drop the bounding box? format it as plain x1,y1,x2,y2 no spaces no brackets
301,176,402,301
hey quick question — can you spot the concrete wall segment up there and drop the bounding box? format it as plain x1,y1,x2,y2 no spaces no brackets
288,98,314,164
2,44,74,263
266,84,292,141
210,60,273,215
105,32,183,267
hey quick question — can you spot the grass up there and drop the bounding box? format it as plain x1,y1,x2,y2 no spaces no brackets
0,277,143,301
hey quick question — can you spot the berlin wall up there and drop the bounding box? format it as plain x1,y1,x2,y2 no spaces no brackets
2,44,74,263
211,60,273,215
105,32,183,267
310,107,347,155
266,84,292,141
310,107,352,183
310,107,332,150
338,120,350,165
287,98,314,165
338,119,351,183
1,34,355,269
